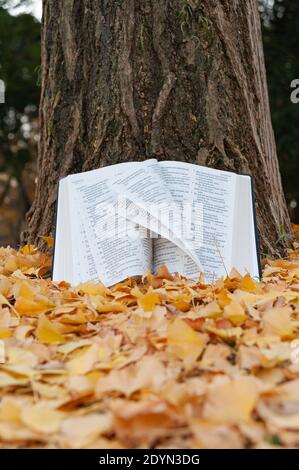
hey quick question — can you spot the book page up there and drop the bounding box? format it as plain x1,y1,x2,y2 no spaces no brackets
152,162,202,279
65,163,152,286
159,161,237,282
108,160,202,272
232,175,260,278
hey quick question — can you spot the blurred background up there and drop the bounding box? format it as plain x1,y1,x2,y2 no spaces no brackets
0,0,298,247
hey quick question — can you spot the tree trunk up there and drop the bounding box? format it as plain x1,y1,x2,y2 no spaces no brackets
24,0,292,256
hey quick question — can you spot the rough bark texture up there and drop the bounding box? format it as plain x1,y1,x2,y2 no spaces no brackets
24,0,292,256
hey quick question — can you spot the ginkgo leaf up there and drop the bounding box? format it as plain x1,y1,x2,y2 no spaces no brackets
15,297,54,316
96,356,168,397
0,371,28,387
170,295,192,312
167,317,207,364
4,257,18,273
0,328,11,339
7,346,38,368
204,319,243,340
0,397,21,422
14,280,35,299
95,301,127,313
132,287,161,312
57,339,92,355
239,273,261,293
66,344,100,375
21,406,64,434
223,300,247,325
263,307,295,339
78,282,110,297
217,288,232,308
19,245,37,255
60,413,112,448
36,314,66,344
203,376,260,424
197,301,222,318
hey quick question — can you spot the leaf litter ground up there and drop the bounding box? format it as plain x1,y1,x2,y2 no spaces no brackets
1,239,299,448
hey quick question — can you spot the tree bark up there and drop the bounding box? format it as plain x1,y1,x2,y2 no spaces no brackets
24,0,292,256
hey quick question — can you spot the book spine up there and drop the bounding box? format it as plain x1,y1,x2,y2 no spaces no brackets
51,179,61,280
249,176,262,279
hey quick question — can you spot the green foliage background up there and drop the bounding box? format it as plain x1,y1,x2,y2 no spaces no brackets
261,0,299,222
0,0,40,178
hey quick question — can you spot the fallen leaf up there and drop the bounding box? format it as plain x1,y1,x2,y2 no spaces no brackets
132,287,161,312
36,314,66,344
167,318,207,364
263,307,295,339
203,376,260,424
66,344,100,375
21,406,64,434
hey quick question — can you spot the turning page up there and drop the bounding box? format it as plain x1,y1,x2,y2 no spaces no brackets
108,160,203,277
152,162,203,279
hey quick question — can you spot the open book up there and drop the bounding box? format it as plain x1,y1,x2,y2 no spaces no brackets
53,160,261,286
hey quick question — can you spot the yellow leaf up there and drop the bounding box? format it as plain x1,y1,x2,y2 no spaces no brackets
0,397,21,422
96,355,167,397
21,405,63,434
15,297,54,316
203,376,259,423
32,381,68,400
132,287,161,312
6,347,37,370
0,328,11,339
0,293,11,308
39,236,54,248
223,300,247,325
15,281,35,299
4,257,18,273
78,282,110,297
217,289,231,308
170,295,192,312
198,301,222,318
205,320,243,340
57,339,92,356
0,371,28,388
95,301,127,313
60,414,112,448
263,307,295,339
167,317,206,364
239,273,260,293
36,314,66,344
19,244,37,255
66,344,99,375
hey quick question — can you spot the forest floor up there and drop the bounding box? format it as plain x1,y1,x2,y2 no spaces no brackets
0,235,299,449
